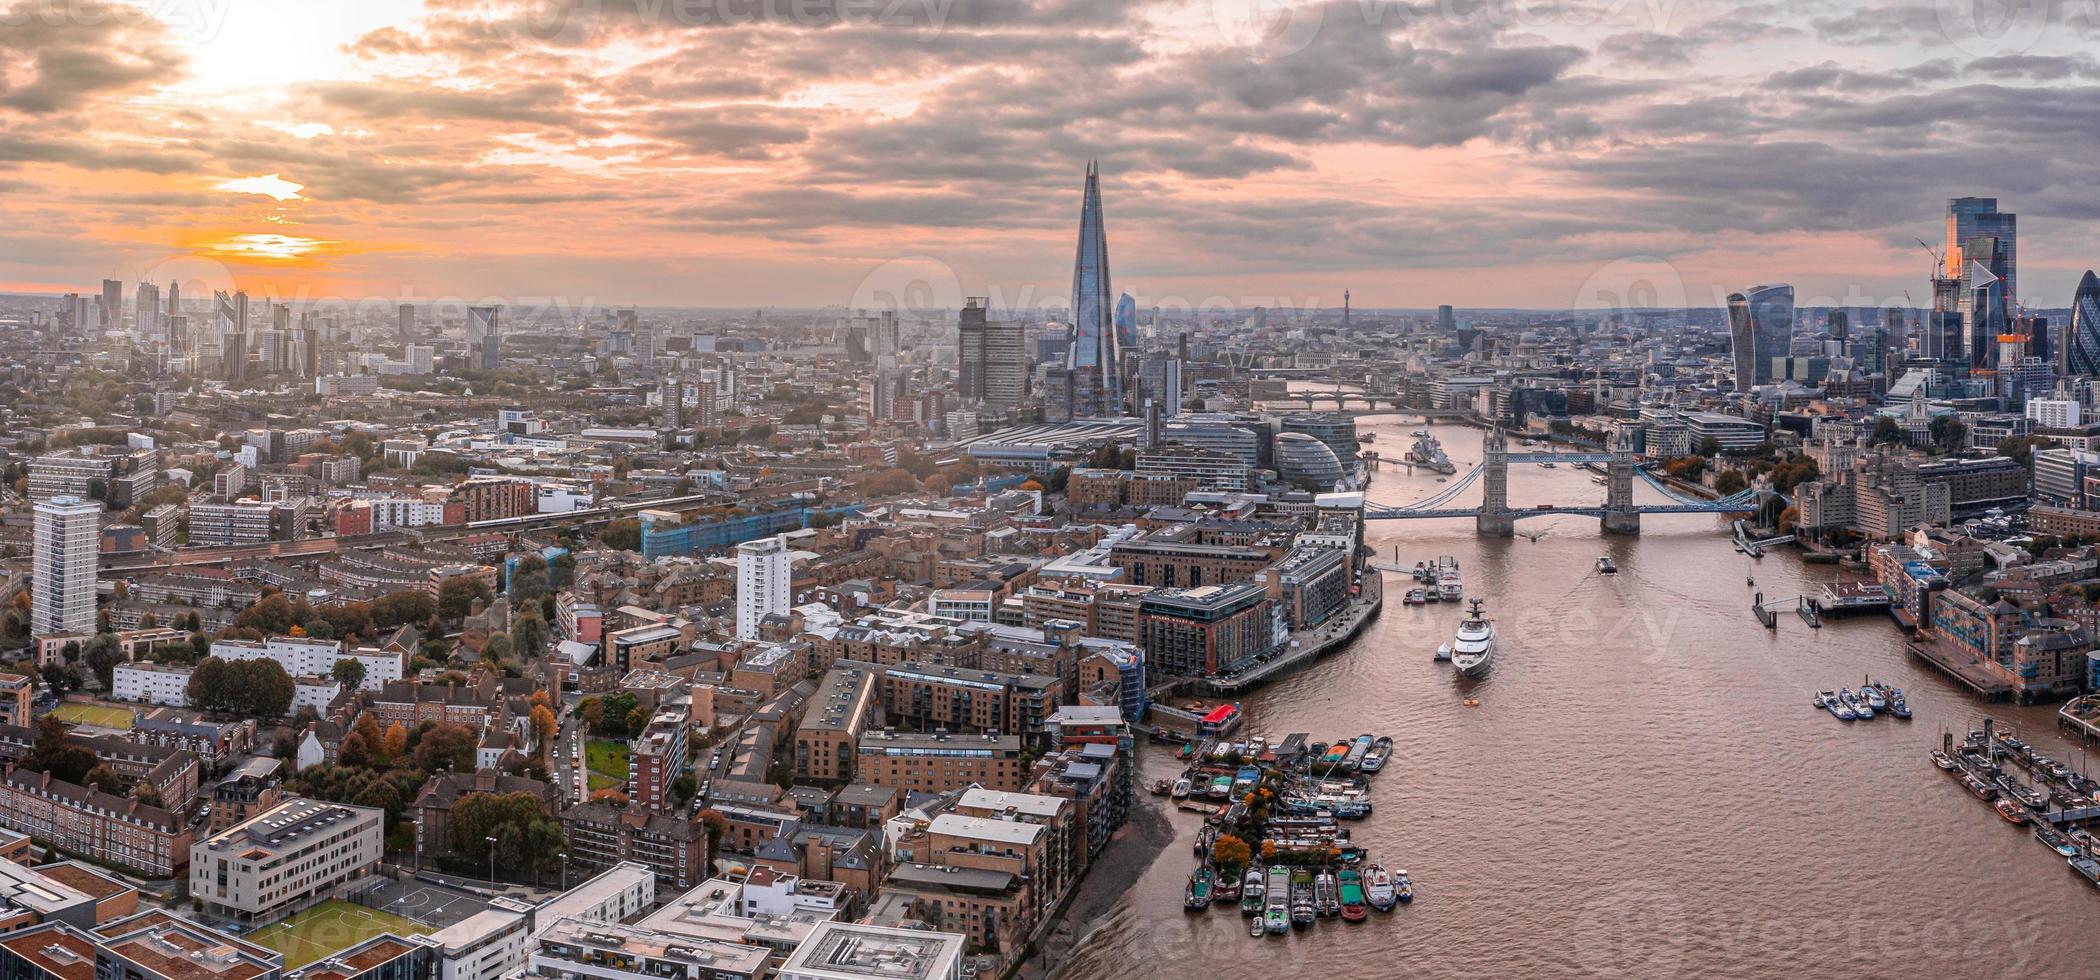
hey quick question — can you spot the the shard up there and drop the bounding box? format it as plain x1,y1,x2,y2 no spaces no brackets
1066,161,1122,416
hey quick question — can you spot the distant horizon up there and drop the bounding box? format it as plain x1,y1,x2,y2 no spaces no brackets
0,289,2081,321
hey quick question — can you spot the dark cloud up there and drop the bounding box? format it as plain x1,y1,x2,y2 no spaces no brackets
0,1,183,114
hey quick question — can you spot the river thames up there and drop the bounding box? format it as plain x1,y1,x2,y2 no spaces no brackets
1052,413,2094,980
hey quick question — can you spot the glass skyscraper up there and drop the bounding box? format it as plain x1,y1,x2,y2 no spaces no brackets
1727,283,1794,390
1946,197,2016,307
2070,270,2100,377
1066,161,1121,416
1115,292,1138,350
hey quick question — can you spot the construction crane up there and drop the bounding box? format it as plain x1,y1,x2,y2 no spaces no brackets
1916,238,1945,279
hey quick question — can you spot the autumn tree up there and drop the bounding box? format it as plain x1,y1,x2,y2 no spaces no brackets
383,722,408,760
413,722,477,773
1212,834,1253,870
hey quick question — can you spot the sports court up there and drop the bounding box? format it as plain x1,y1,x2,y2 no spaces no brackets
247,900,430,969
50,703,136,729
348,876,490,931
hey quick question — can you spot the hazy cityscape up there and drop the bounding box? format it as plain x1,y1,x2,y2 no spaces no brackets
3,2,2100,980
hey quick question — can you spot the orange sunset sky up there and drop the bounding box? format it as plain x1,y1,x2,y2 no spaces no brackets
4,0,2100,311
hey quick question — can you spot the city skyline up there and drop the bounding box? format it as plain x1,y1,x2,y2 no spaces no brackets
6,1,2100,310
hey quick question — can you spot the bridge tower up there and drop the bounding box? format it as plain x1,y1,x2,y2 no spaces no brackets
1602,425,1641,535
1477,427,1513,537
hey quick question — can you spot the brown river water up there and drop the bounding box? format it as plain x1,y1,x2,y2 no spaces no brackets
1050,415,2098,980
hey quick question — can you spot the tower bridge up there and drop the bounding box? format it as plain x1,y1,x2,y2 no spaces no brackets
1363,427,1764,536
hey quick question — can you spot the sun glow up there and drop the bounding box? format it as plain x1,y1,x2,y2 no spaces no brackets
202,233,336,260
213,174,306,201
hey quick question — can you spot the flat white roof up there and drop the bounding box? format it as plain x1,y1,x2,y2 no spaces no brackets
926,814,1043,847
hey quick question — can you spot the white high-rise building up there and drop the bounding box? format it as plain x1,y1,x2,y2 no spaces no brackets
735,535,792,640
32,495,98,638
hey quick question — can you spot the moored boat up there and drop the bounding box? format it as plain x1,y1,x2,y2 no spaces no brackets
1930,749,1956,771
1240,868,1265,916
1151,779,1172,796
1596,555,1617,574
1264,866,1291,934
1171,777,1192,798
1365,864,1396,911
1360,736,1393,774
1405,588,1428,605
1393,868,1414,904
1338,869,1368,922
1994,798,2029,824
1184,865,1215,911
2037,825,2080,857
1434,642,1452,662
1314,870,1341,918
1289,874,1315,929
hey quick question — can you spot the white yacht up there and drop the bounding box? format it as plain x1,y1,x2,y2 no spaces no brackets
1450,598,1496,678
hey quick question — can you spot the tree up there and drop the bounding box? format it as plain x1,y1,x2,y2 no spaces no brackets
579,697,604,732
599,519,641,552
589,788,628,807
83,764,124,794
1715,470,1748,496
232,594,302,637
512,609,550,661
332,658,367,691
481,634,512,664
1697,435,1723,457
383,722,408,760
414,722,477,773
530,705,557,748
84,634,123,690
339,731,374,768
1929,414,1967,453
1870,415,1903,446
1211,834,1252,870
438,578,494,622
24,715,96,785
372,590,436,629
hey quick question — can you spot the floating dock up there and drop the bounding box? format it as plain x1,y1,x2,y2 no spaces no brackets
1816,581,1891,615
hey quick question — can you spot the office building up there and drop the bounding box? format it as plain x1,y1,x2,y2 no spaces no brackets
190,800,384,923
1064,162,1120,417
468,306,501,370
1946,196,2017,307
32,496,98,639
1134,444,1250,492
100,279,121,330
1274,433,1344,490
398,303,415,342
1727,284,1794,389
2070,271,2100,377
735,535,792,641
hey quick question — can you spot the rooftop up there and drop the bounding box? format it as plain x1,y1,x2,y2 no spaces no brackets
203,799,378,857
778,922,964,980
